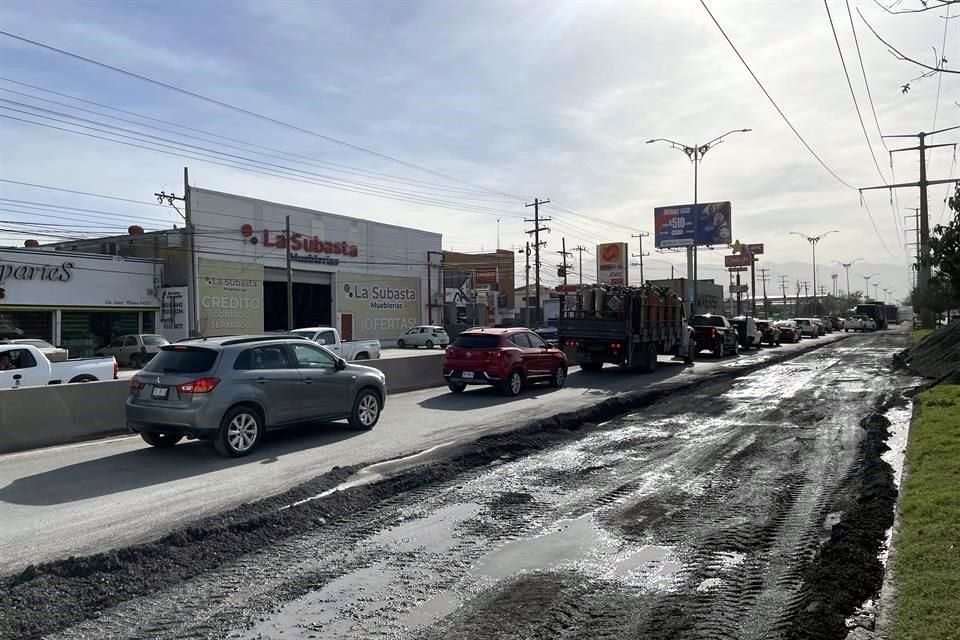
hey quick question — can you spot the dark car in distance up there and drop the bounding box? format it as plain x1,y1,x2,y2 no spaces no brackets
690,314,740,358
443,328,568,396
755,320,781,346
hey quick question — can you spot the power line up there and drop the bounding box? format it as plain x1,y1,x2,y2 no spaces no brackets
0,77,521,201
699,0,857,190
1,112,528,221
0,29,530,201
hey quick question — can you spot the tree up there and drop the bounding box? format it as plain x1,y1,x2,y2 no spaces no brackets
926,183,960,301
859,1,958,93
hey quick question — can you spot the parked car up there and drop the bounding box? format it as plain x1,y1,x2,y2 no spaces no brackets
1,338,69,362
97,334,170,368
810,318,826,336
843,316,865,332
775,320,802,343
127,336,387,456
442,328,567,396
828,316,844,331
755,320,781,346
731,316,764,349
291,327,381,360
0,344,118,388
794,318,819,338
862,316,878,331
690,314,740,358
397,326,450,349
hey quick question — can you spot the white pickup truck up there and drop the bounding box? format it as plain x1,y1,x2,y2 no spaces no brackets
0,344,118,389
290,327,381,361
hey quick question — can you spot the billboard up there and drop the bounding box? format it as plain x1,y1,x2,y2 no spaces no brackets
596,242,628,285
198,258,264,336
724,254,752,268
337,273,422,340
475,267,498,285
653,201,733,248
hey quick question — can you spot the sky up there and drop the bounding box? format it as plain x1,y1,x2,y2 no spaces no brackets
0,0,957,303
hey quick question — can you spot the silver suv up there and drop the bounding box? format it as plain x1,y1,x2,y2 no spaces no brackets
126,336,387,457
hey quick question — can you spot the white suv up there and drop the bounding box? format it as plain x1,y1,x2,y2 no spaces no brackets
397,326,450,349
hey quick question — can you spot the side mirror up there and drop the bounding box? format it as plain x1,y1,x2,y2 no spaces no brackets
335,358,347,371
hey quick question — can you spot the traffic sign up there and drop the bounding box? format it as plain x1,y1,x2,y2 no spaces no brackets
745,243,764,255
730,284,749,294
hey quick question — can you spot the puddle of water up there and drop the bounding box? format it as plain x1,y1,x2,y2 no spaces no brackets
399,591,461,631
613,544,671,573
369,502,482,554
717,551,745,569
697,577,724,592
474,514,605,580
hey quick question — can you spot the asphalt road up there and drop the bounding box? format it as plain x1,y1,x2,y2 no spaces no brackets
0,333,850,575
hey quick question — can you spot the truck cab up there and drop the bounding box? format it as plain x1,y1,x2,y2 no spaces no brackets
290,327,381,361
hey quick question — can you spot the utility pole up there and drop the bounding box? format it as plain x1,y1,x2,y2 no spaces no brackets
525,198,550,324
759,268,771,318
904,208,920,292
558,237,572,289
631,231,650,284
801,281,811,314
154,167,196,335
572,246,587,286
285,215,294,331
860,126,960,328
779,275,789,312
790,230,838,316
520,242,531,327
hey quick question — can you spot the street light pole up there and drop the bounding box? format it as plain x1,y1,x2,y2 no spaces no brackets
832,258,863,304
647,128,751,318
790,230,839,314
859,273,879,301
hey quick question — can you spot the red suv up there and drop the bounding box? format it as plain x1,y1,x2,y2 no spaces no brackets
443,328,568,396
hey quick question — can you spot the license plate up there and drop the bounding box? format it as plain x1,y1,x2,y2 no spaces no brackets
152,386,169,399
462,371,474,379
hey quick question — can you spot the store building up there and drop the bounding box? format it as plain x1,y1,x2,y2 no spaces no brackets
0,247,161,356
442,250,516,326
189,188,441,341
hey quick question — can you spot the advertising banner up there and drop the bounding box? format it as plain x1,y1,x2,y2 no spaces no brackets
653,201,733,248
475,267,498,285
337,273,422,340
158,287,189,342
197,258,263,336
596,242,628,285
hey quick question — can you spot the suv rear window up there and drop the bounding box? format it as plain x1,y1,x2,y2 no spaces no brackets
691,316,724,327
453,335,501,349
142,335,169,346
144,347,218,374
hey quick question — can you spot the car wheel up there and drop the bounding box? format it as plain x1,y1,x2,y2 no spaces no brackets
733,341,740,356
549,364,567,388
425,340,434,349
448,382,467,393
349,388,382,430
684,341,695,364
355,352,369,360
141,432,183,448
714,342,723,358
500,370,523,397
397,339,405,348
68,374,97,383
215,406,263,457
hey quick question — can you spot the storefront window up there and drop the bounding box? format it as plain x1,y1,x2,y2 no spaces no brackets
0,311,54,342
61,311,140,357
142,311,156,333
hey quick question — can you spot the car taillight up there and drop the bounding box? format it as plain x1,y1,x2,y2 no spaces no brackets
177,377,220,394
114,360,120,380
563,340,579,347
130,376,145,391
711,328,718,338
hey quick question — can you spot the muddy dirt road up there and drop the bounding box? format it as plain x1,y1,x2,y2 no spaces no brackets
5,331,914,640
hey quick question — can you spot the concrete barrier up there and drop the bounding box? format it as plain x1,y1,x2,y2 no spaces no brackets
366,353,445,393
0,354,448,454
0,380,129,454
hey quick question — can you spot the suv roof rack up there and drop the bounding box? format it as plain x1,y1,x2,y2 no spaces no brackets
220,335,307,346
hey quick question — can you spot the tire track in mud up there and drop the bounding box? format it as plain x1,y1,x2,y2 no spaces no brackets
15,332,913,640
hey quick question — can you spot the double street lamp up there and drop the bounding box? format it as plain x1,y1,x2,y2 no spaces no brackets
646,128,751,314
859,273,879,301
832,258,863,302
790,230,839,314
